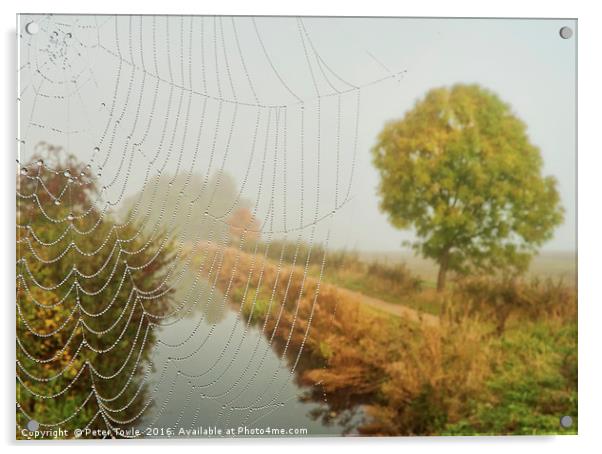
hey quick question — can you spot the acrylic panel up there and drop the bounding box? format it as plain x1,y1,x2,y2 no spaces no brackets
16,14,577,439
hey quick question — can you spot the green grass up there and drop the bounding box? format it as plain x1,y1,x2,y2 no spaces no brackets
322,269,407,301
400,295,443,315
231,286,274,324
318,266,444,315
443,320,577,435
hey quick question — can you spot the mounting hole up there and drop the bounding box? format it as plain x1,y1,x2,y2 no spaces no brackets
26,419,40,431
25,21,39,35
560,415,573,428
559,26,573,39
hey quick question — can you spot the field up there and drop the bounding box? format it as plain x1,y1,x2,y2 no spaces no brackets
358,250,576,283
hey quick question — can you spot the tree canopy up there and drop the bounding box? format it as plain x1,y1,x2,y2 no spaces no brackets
119,171,251,243
371,84,563,290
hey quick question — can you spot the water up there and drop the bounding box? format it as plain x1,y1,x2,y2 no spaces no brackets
136,280,343,438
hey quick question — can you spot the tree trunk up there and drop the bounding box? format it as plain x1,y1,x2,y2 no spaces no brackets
436,251,450,292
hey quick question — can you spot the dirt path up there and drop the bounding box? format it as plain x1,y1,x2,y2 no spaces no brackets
192,242,439,327
333,286,440,327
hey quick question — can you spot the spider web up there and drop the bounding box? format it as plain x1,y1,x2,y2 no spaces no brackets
16,14,404,439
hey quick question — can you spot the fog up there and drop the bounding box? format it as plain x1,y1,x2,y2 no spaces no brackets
18,15,576,253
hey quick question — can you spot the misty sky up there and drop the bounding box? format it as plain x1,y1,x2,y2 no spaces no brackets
18,15,576,252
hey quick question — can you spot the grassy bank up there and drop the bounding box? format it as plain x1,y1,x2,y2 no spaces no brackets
191,242,577,436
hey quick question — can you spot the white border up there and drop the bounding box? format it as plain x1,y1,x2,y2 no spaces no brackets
2,1,600,453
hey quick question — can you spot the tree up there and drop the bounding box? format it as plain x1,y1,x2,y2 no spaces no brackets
16,143,176,437
371,84,563,291
227,207,260,242
119,171,250,243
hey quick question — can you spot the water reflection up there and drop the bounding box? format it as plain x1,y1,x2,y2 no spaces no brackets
137,277,344,437
177,271,228,326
